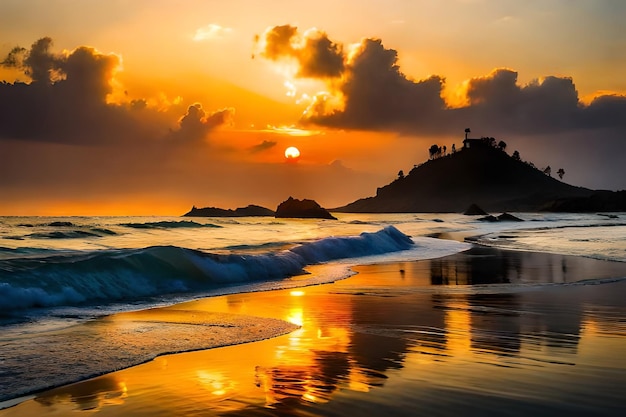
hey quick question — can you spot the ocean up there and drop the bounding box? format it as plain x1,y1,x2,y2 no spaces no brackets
1,212,626,408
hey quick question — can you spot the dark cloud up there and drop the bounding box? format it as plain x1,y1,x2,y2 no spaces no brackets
0,37,233,144
261,25,298,60
2,37,63,84
306,38,446,132
258,28,626,138
169,104,235,142
259,25,344,78
249,140,277,153
582,94,626,129
458,69,582,133
447,69,626,135
61,46,119,103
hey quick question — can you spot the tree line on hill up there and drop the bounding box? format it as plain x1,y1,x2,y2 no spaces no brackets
412,136,565,181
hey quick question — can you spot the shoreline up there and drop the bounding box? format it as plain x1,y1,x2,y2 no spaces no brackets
0,309,299,407
2,244,626,415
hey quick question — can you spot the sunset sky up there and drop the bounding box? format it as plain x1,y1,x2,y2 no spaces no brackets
1,0,625,215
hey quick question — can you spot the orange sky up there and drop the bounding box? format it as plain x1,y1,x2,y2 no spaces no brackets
1,0,625,215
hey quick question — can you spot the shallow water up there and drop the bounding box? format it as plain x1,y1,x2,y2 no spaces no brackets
2,247,625,416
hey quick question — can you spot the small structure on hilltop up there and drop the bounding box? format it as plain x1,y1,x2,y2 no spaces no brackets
463,137,488,149
463,128,494,150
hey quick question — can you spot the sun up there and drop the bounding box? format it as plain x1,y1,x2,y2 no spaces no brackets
284,146,301,161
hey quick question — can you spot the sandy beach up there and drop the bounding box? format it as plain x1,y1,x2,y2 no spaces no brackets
2,246,625,416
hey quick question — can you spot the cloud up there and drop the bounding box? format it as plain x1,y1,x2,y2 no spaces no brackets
456,68,626,134
169,104,235,142
259,25,344,78
2,37,62,84
263,125,322,136
249,140,277,153
0,37,233,144
306,38,446,132
0,38,140,143
582,94,626,129
258,27,626,137
193,24,233,41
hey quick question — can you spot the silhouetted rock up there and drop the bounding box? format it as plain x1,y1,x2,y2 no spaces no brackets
478,213,524,222
497,213,524,222
183,204,275,217
464,204,488,215
48,221,74,227
334,143,593,213
275,197,337,220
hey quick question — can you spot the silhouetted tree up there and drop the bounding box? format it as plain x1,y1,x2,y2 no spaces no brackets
557,168,565,180
398,170,404,179
487,137,496,147
512,150,520,161
429,144,439,160
498,140,507,151
451,143,456,153
443,145,447,156
543,166,552,176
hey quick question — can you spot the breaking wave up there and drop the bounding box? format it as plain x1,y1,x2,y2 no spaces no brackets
0,226,413,312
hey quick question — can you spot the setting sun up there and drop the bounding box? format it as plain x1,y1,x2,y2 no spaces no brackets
284,146,301,160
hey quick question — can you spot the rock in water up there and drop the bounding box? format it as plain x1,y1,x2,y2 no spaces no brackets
497,212,524,222
183,205,275,217
275,197,337,220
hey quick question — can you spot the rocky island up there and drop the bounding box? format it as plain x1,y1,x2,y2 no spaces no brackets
183,204,275,217
275,197,337,220
334,131,625,213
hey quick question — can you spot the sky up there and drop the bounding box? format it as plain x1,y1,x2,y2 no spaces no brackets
1,0,625,215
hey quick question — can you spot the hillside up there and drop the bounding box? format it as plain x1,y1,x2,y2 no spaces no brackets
335,144,594,213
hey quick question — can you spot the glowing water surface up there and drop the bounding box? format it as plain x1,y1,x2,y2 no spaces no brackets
1,213,625,415
2,247,625,416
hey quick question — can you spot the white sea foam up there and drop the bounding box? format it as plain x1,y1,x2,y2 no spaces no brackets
0,226,419,313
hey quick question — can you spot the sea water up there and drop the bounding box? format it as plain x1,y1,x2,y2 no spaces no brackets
0,212,625,404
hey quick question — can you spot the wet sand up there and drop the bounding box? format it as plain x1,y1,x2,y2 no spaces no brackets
0,310,297,405
2,247,626,416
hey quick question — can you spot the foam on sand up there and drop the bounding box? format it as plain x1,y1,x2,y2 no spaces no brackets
0,308,297,405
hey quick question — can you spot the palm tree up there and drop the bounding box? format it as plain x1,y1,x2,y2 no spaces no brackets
429,144,439,159
543,166,551,177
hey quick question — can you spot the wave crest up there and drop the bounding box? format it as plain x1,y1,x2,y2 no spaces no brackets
0,226,413,312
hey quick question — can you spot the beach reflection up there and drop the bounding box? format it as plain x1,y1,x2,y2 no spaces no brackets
4,248,626,416
33,376,127,412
